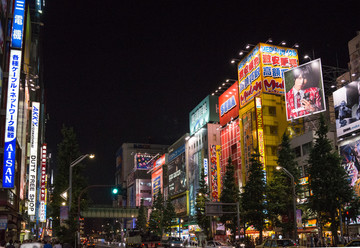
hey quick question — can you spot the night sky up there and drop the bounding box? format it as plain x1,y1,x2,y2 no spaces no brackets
42,1,359,203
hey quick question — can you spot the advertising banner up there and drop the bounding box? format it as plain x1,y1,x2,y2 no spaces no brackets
284,59,326,121
219,81,239,126
134,153,153,170
39,144,47,222
2,50,22,188
340,138,360,196
28,102,40,215
11,0,25,49
255,98,266,181
333,80,360,137
152,166,162,197
168,152,186,196
238,43,298,108
172,194,188,216
242,111,253,178
189,95,219,135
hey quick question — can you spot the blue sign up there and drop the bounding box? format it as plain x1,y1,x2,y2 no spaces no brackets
2,50,22,188
168,145,185,162
11,0,25,49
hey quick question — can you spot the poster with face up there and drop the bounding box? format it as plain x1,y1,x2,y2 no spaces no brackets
284,59,326,121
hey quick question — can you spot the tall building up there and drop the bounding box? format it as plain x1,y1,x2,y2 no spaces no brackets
0,0,47,241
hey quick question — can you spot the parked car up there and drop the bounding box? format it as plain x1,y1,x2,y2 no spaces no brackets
255,239,299,248
345,239,360,246
204,240,235,248
160,237,184,248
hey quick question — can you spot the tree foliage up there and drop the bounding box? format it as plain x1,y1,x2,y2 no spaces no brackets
220,157,240,241
267,133,299,238
48,125,88,244
195,166,211,238
163,198,177,234
307,115,356,245
136,199,148,234
241,151,266,243
148,191,164,236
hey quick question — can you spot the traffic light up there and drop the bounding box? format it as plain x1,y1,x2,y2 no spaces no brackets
112,187,119,194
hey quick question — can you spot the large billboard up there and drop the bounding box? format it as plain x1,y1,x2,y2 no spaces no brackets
28,102,40,215
284,59,326,121
238,43,298,108
134,153,153,170
189,95,219,135
2,50,22,188
168,146,186,196
11,0,25,49
219,81,239,127
152,155,165,197
333,80,360,137
340,138,360,197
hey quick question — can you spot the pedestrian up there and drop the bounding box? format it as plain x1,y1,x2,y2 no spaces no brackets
6,240,15,248
53,241,62,248
44,241,52,248
0,241,6,248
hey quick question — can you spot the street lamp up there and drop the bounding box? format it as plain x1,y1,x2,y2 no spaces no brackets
276,166,298,242
69,154,95,211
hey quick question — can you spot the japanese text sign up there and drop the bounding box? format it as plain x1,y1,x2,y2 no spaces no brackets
2,50,22,188
11,0,25,49
219,81,239,126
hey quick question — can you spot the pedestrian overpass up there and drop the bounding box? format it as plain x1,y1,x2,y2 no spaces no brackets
80,207,139,218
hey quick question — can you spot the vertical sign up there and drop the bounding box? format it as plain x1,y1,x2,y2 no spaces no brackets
2,50,22,188
28,102,40,215
203,158,208,185
255,97,266,181
39,144,47,222
11,0,25,49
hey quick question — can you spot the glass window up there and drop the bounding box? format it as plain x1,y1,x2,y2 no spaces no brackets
302,142,312,156
294,146,301,157
269,106,276,116
269,126,278,135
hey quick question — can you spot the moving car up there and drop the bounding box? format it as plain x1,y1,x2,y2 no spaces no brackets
255,239,299,248
345,239,360,247
204,240,235,248
160,237,184,248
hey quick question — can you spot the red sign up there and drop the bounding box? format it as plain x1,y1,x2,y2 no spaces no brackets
218,81,239,126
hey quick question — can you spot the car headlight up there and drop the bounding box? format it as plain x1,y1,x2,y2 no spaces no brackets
180,245,183,247
171,244,174,246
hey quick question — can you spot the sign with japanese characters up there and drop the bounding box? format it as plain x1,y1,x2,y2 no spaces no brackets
39,144,47,222
255,97,266,181
238,43,298,107
2,50,22,188
219,81,239,126
11,0,25,49
28,102,40,215
151,166,162,197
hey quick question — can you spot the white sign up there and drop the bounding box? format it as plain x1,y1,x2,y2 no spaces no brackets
28,102,40,216
2,50,22,188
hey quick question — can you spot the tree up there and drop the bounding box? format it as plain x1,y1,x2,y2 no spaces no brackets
148,191,164,236
48,125,88,244
241,151,266,243
195,166,211,238
267,133,299,238
163,198,177,234
136,199,148,235
307,115,356,245
220,157,240,241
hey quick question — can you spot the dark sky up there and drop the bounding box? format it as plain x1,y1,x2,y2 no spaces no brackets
42,1,359,203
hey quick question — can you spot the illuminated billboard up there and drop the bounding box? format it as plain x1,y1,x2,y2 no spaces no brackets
39,144,47,222
152,154,165,197
28,102,40,215
189,95,219,135
219,81,239,126
2,50,22,188
340,138,360,197
238,43,298,107
333,80,360,137
284,59,326,121
255,97,266,179
11,0,25,49
168,145,186,196
210,145,221,201
134,153,153,170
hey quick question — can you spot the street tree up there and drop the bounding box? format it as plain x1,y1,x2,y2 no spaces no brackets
195,166,211,238
163,198,177,234
49,125,88,244
148,191,164,236
136,199,148,235
220,157,240,241
308,115,356,245
267,133,299,238
241,151,266,243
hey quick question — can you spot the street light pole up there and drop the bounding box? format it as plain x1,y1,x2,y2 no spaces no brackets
276,166,297,242
69,154,95,212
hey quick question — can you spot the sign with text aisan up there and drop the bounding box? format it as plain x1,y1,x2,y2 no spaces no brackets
2,50,22,188
28,102,40,215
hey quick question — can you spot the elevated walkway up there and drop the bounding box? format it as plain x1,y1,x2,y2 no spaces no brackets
81,207,139,218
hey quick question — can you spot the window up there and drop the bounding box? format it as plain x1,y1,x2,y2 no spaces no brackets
269,106,276,116
294,146,301,157
302,142,312,156
269,126,278,135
